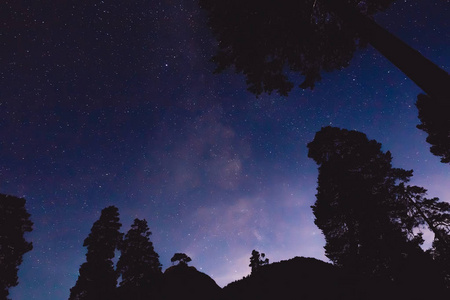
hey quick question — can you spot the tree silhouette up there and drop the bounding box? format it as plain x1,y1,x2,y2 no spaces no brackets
116,218,162,300
69,206,122,300
307,127,426,281
395,184,450,243
249,250,269,274
395,183,450,285
170,253,192,267
0,194,33,300
430,233,450,287
416,94,450,164
200,0,450,101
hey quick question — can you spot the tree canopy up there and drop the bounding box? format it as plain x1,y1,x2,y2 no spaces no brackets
416,94,450,164
200,0,450,100
307,126,450,295
171,253,192,266
0,194,33,300
307,127,427,280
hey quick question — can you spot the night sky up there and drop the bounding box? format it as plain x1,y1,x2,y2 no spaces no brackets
2,1,449,299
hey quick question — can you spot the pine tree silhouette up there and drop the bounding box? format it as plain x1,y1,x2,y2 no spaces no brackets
69,206,122,300
116,218,162,300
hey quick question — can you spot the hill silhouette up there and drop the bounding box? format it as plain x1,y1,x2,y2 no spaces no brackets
160,264,221,300
63,203,450,299
220,256,449,300
221,257,348,300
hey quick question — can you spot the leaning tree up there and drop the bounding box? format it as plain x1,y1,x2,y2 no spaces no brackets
199,0,450,101
200,0,450,162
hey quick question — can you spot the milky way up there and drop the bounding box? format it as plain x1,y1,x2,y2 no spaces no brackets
1,1,449,299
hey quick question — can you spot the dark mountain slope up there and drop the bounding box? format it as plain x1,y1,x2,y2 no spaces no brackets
160,264,221,300
222,256,349,300
221,256,449,300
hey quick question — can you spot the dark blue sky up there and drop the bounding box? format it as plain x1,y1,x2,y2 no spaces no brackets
2,1,449,299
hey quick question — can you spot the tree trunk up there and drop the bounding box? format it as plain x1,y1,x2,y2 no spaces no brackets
322,0,450,104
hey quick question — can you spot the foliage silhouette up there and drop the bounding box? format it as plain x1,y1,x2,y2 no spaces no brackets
249,250,269,274
395,184,450,244
416,93,450,164
396,184,450,285
200,0,450,101
69,206,122,300
307,127,431,282
0,194,33,300
430,232,450,287
116,218,162,300
62,201,450,299
170,253,192,266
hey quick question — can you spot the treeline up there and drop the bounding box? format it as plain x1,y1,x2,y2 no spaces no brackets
67,207,224,300
63,127,450,299
1,126,450,299
68,207,192,300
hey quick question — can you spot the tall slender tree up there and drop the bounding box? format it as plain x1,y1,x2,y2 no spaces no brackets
116,219,162,300
200,0,450,101
69,206,122,300
0,194,33,300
